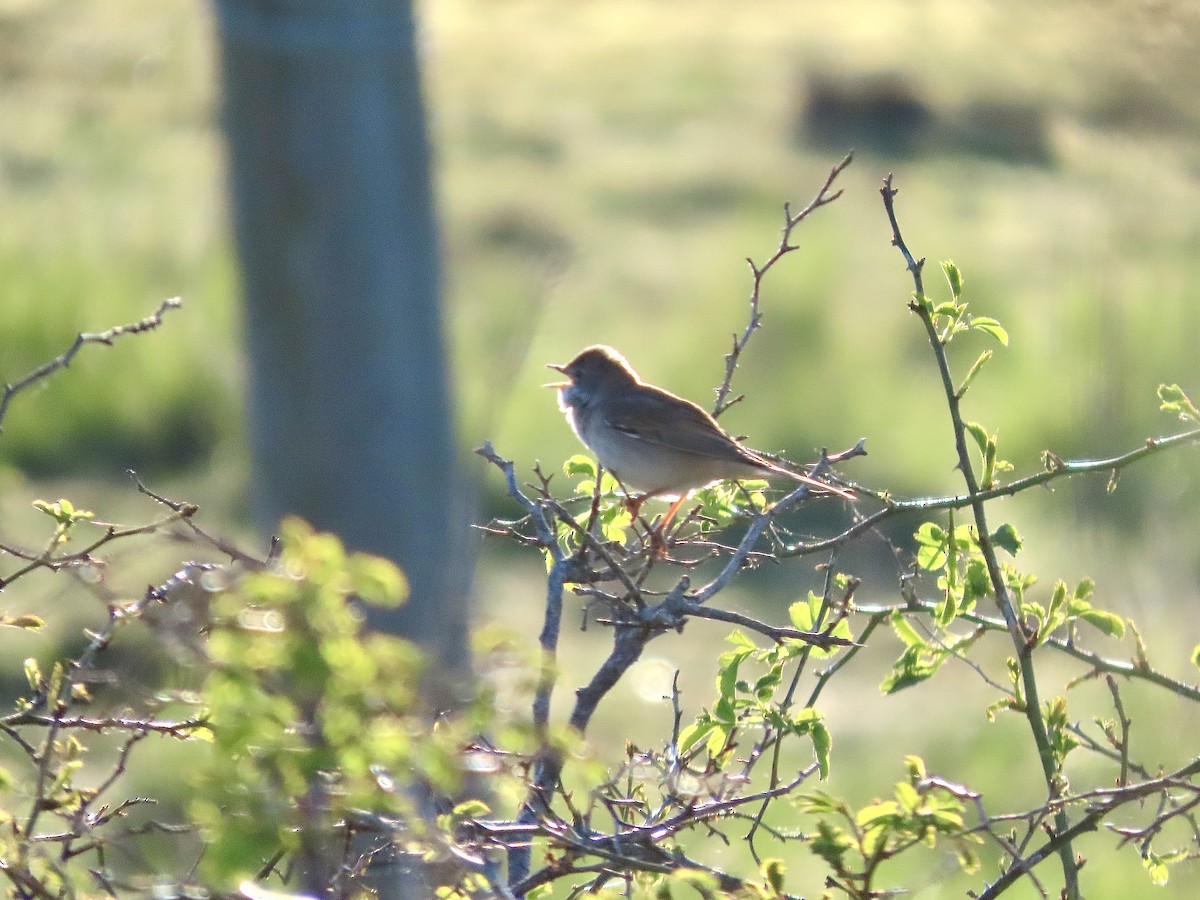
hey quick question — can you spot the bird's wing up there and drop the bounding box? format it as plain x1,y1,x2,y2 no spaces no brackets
601,386,856,500
602,388,762,465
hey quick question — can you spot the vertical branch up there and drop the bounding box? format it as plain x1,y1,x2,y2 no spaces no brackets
880,176,1080,898
532,558,569,739
1105,674,1131,789
476,444,567,889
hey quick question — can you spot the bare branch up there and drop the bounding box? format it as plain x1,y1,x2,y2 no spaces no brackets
713,153,852,417
0,297,182,433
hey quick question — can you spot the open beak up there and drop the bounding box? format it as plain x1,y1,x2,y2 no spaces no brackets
543,362,569,389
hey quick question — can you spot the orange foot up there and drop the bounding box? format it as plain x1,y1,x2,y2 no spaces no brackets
649,496,689,559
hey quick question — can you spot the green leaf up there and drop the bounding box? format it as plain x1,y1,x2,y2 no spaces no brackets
943,509,959,580
785,709,826,763
706,723,733,758
562,454,597,478
0,613,45,630
971,316,1009,346
881,648,936,693
716,647,751,706
788,594,820,632
677,718,714,754
809,819,853,870
725,629,757,651
957,845,981,873
784,606,853,660
956,350,992,397
1037,582,1068,643
668,868,720,891
1074,605,1125,639
24,657,42,691
856,799,900,827
935,589,957,629
48,758,83,798
893,780,920,813
942,260,963,298
1191,644,1200,669
47,662,64,706
914,522,948,570
796,791,848,817
964,422,988,457
1142,848,1188,887
760,857,787,894
34,497,91,523
1046,580,1068,620
980,434,998,489
904,755,927,781
452,799,491,818
883,627,981,694
914,522,946,545
712,695,735,725
349,555,409,608
1158,384,1200,423
753,665,783,701
989,523,1022,556
1143,851,1171,886
985,695,1020,721
811,722,832,779
890,611,926,649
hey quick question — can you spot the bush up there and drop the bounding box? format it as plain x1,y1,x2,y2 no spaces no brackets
2,164,1198,899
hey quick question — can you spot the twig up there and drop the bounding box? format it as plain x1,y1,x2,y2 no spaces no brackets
543,498,644,607
854,597,1200,703
670,600,854,650
130,471,269,566
782,426,1200,557
713,153,852,417
0,507,196,590
1,713,207,736
0,297,182,433
1105,674,1132,788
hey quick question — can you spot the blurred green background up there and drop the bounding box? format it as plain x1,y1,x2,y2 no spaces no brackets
2,0,1199,895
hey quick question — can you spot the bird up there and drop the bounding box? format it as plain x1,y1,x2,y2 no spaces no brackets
546,344,852,533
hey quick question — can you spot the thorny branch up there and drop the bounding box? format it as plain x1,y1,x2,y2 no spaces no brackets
781,425,1200,558
882,172,1081,895
471,166,1200,899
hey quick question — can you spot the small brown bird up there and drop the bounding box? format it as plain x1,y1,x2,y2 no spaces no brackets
547,345,852,527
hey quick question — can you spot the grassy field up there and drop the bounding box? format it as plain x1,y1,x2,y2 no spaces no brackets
2,0,1199,895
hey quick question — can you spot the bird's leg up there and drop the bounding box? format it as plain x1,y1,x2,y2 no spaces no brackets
658,495,688,532
648,495,689,558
